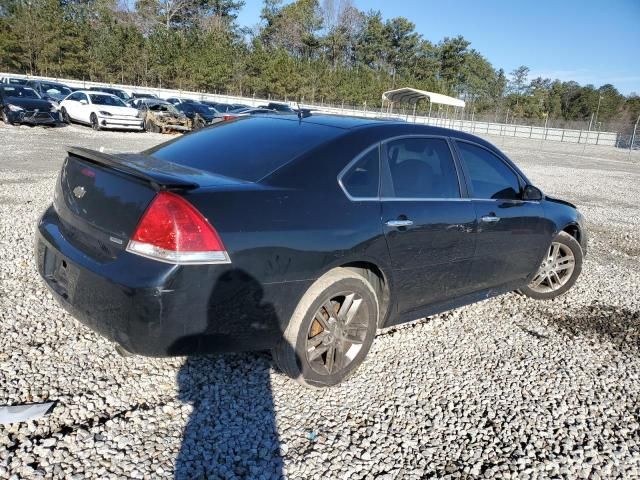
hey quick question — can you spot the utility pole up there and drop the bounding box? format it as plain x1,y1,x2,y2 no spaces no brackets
594,94,603,126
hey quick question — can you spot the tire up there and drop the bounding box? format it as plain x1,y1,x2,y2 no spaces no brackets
272,268,379,388
519,231,583,300
2,109,13,125
60,107,70,124
90,113,101,131
144,118,160,133
193,115,205,130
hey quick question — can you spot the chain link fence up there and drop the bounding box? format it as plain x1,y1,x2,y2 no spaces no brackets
3,72,639,157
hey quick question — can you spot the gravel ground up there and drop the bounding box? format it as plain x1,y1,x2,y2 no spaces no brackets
1,123,639,479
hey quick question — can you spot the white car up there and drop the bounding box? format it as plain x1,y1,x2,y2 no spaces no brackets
59,91,143,131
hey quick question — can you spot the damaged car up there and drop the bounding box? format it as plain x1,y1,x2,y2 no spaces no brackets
0,85,62,126
135,99,192,133
174,102,223,129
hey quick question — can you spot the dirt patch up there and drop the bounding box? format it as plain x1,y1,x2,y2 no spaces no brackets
547,302,640,354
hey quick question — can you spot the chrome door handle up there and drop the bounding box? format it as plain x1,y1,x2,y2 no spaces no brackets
481,215,500,223
385,219,414,228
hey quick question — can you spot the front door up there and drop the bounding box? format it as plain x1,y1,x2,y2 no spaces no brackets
454,140,553,290
381,136,476,316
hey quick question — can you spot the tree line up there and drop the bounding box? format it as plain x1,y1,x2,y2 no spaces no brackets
1,0,638,130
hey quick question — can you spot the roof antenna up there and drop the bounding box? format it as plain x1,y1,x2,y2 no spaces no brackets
297,101,303,120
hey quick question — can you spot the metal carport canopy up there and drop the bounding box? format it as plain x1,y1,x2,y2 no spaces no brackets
382,87,465,108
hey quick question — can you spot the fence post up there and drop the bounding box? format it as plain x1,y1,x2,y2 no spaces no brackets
544,115,549,140
631,115,640,153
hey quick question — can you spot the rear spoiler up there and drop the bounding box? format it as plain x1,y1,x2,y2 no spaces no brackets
67,146,199,190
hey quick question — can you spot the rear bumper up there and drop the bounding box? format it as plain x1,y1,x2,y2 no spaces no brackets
36,205,307,356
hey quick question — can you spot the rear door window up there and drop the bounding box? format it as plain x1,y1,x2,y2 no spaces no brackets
384,137,460,199
340,146,379,199
455,141,521,200
146,117,342,182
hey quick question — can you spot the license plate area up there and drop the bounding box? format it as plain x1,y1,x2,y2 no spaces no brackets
42,245,78,302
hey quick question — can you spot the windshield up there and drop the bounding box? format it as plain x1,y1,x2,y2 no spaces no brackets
41,83,72,96
89,94,126,107
0,86,41,99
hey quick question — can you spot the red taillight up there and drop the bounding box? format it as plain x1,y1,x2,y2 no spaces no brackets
126,191,230,264
223,114,235,121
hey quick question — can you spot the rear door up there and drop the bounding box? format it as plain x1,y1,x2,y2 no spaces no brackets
380,136,477,315
76,93,91,123
63,92,82,121
453,140,550,290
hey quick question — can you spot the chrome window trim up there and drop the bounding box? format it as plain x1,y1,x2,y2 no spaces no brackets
337,143,381,202
337,135,544,204
380,197,471,202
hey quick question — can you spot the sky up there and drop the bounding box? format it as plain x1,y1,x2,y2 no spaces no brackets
236,0,640,95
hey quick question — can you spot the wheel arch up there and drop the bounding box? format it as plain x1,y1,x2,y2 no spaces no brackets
561,222,581,244
338,260,392,328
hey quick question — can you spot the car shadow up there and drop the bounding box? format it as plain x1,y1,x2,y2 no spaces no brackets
172,270,286,479
547,302,640,354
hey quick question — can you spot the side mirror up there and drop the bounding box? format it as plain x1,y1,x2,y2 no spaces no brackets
79,99,87,105
523,185,543,201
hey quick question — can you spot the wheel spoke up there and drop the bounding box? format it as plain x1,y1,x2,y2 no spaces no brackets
308,343,329,362
343,298,363,326
322,300,336,319
313,312,330,330
551,271,562,288
338,293,355,321
333,339,347,370
325,344,336,373
343,329,366,345
529,272,546,288
555,260,574,272
307,331,329,348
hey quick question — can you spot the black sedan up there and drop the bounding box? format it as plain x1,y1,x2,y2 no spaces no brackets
35,115,586,387
0,85,61,126
174,102,223,128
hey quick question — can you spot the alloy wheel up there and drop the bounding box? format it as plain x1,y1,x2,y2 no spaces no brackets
527,242,575,293
305,292,369,375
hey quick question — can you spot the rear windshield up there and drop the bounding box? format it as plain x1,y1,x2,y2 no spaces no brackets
146,117,342,181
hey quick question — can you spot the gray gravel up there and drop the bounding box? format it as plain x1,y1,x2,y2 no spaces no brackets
1,124,639,479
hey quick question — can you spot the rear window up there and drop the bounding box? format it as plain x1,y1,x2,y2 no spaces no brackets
146,117,342,182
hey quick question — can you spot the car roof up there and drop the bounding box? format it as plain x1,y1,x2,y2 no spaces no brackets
248,113,512,149
78,90,119,97
34,80,67,85
255,113,398,129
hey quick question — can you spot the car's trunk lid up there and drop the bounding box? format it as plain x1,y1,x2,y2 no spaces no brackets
54,147,244,261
